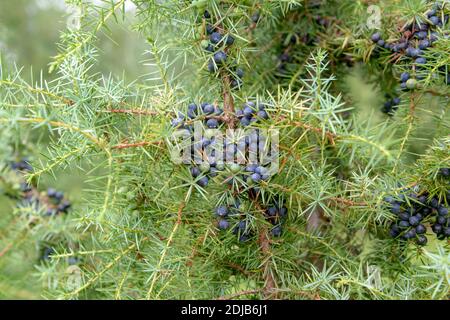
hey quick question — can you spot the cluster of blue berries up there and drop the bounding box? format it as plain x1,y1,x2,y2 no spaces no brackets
264,201,288,237
201,10,244,89
235,101,269,127
170,101,227,188
5,159,75,263
45,188,72,216
188,137,273,188
7,158,34,196
8,159,72,217
171,101,273,188
171,102,224,130
10,158,33,172
214,201,253,242
214,197,288,241
385,188,450,246
18,186,72,217
381,96,401,115
371,2,449,91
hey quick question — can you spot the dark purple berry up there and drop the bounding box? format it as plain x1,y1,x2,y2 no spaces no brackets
256,110,268,120
419,40,430,50
416,235,428,245
187,109,196,119
399,212,410,221
371,33,381,42
267,207,278,216
271,225,282,237
438,206,449,216
429,16,440,26
433,224,443,234
55,192,64,201
404,228,416,239
399,220,410,229
400,72,410,82
430,198,439,208
206,118,219,128
444,228,450,237
251,12,260,23
390,224,400,237
427,9,437,18
243,106,254,117
203,103,215,114
58,201,71,213
190,167,200,178
47,188,57,197
197,176,209,187
240,117,251,126
210,32,222,44
218,219,230,230
392,97,401,105
416,31,428,40
226,35,235,45
206,24,215,35
415,224,426,234
437,216,447,225
415,57,427,65
251,173,261,182
406,47,419,57
208,60,218,73
216,206,228,217
41,247,55,261
409,216,420,226
213,51,227,64
418,195,427,204
391,203,401,214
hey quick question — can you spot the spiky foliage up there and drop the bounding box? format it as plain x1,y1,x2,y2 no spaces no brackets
0,0,449,300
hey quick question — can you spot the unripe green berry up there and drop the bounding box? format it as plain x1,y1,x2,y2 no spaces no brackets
200,162,210,172
201,39,210,48
228,163,241,173
406,78,417,89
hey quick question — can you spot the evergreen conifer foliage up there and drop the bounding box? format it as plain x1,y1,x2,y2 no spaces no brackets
0,0,449,300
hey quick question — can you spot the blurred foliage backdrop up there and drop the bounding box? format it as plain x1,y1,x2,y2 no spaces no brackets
0,0,146,80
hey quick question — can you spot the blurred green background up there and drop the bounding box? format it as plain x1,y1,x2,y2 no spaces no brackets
0,0,146,81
